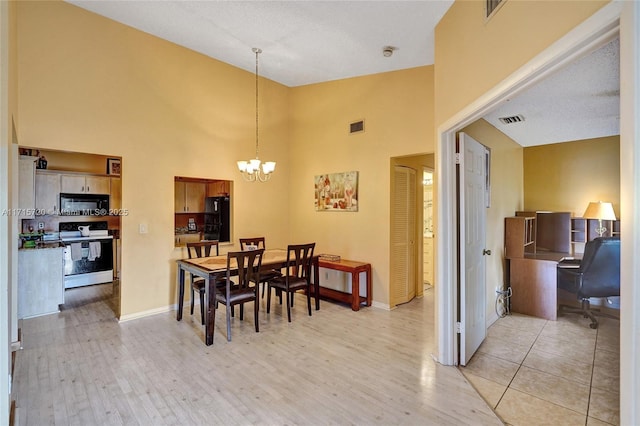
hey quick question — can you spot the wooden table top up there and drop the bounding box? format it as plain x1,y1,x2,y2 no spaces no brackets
179,248,290,273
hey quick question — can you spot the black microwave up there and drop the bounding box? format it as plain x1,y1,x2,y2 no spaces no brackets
59,193,110,216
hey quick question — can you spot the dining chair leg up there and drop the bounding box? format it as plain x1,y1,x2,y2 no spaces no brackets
200,291,205,325
266,285,272,313
190,288,195,315
254,301,259,332
240,304,244,320
226,302,232,342
286,291,292,322
306,286,312,316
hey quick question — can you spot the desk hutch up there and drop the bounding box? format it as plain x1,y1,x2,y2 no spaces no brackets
504,211,619,320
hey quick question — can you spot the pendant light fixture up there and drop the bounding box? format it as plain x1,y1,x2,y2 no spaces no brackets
237,47,276,182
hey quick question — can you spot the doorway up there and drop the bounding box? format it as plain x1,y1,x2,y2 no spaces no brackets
435,4,627,367
422,168,434,291
390,154,435,307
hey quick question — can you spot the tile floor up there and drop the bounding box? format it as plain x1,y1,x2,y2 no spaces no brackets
460,311,620,425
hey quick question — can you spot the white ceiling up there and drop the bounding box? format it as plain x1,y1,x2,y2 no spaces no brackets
65,0,619,147
66,0,454,87
484,37,620,147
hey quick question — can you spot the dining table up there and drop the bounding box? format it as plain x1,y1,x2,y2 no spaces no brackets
176,248,320,345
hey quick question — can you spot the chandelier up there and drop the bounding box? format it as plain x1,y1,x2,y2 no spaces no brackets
237,47,276,182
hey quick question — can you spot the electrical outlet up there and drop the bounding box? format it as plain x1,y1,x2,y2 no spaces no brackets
38,222,44,230
139,223,148,234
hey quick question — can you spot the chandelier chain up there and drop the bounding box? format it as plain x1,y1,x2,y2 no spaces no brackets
255,48,260,159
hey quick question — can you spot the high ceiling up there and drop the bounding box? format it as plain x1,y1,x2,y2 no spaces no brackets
65,1,620,147
66,0,454,87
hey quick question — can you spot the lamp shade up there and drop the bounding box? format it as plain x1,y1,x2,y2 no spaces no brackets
583,201,617,220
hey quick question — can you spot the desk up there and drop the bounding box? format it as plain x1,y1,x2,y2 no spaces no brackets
315,259,371,311
508,252,577,320
176,249,320,345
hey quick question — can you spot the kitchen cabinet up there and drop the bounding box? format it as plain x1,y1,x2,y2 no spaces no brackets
175,181,206,213
110,177,121,210
18,156,37,219
18,247,64,318
207,180,231,197
61,174,110,194
35,171,61,214
175,233,202,247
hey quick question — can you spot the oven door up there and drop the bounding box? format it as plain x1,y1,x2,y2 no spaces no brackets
63,238,114,288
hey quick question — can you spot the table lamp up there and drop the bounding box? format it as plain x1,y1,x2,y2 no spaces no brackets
583,201,617,237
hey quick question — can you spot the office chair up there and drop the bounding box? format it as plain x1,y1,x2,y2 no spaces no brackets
557,237,620,329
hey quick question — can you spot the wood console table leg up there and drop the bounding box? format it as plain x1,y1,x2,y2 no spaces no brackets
365,265,372,307
351,271,360,311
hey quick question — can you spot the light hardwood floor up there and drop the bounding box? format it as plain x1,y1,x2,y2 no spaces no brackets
12,284,501,425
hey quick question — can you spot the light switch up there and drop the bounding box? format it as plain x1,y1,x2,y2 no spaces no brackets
139,223,148,234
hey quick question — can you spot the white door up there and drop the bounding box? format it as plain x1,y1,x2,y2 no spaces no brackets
391,166,416,305
458,132,487,365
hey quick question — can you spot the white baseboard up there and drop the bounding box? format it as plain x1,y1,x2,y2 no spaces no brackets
118,304,177,322
371,301,393,311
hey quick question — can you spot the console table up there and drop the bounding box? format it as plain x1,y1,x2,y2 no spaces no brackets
315,259,372,311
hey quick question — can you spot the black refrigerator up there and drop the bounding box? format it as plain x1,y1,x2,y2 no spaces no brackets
204,196,230,242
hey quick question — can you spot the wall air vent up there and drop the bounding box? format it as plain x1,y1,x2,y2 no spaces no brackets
498,114,525,125
350,120,365,134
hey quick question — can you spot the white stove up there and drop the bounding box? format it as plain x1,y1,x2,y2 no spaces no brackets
59,221,114,289
60,229,112,242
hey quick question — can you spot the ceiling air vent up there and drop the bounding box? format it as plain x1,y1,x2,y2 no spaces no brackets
498,114,525,125
350,120,365,134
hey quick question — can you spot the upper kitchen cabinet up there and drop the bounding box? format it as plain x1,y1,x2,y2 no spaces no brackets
61,174,110,194
35,170,61,214
18,156,37,219
207,180,231,197
175,181,206,213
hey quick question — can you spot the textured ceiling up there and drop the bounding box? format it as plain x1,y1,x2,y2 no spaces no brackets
66,0,454,87
64,1,619,147
484,37,620,147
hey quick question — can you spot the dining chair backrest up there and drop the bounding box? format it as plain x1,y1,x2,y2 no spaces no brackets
187,240,220,259
286,243,316,280
239,237,266,250
225,248,265,293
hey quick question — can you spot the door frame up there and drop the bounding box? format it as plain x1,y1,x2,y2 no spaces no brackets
435,1,640,422
435,2,623,364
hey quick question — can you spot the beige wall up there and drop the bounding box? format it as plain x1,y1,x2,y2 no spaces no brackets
16,1,435,314
16,1,291,317
460,119,523,324
435,0,608,127
524,136,620,216
289,67,435,307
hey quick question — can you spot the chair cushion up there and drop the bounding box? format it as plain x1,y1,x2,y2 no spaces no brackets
269,276,308,291
255,269,282,282
192,277,229,292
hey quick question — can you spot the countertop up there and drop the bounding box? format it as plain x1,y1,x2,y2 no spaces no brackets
19,241,64,250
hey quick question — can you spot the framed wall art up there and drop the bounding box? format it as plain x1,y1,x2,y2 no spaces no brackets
315,171,358,212
107,158,121,176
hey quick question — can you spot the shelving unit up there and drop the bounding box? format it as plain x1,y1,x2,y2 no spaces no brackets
571,217,621,245
504,216,536,258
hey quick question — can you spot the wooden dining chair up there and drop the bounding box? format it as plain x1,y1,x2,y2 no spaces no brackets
214,248,264,342
266,243,315,322
186,240,224,325
239,237,282,298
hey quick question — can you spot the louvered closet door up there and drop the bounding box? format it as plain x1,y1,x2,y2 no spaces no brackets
391,166,416,305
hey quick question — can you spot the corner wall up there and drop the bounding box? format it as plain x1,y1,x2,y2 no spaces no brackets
288,66,435,307
15,1,291,317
